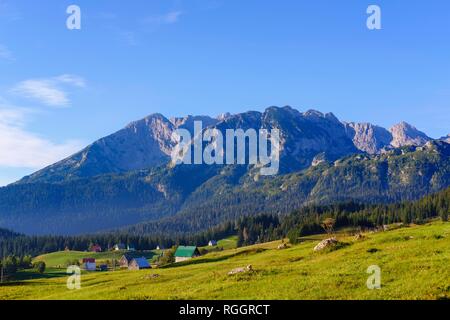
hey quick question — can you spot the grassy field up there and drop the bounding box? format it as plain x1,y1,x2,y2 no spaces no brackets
1,221,449,300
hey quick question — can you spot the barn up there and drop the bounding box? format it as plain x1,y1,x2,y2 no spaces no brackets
82,258,96,271
174,246,200,263
128,257,151,270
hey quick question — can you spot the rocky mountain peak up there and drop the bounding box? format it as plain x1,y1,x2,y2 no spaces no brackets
389,122,431,148
344,122,392,154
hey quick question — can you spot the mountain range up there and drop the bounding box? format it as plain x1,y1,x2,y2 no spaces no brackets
1,106,449,235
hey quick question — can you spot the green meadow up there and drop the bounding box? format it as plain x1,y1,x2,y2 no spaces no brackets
1,221,449,300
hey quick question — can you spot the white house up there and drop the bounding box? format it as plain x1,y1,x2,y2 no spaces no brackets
114,243,126,251
208,240,218,247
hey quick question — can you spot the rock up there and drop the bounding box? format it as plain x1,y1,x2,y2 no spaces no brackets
313,238,339,252
354,233,365,241
228,265,253,275
144,274,160,279
277,243,288,250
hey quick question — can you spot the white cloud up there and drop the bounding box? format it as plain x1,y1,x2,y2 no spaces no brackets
11,74,86,107
142,11,183,25
55,74,86,88
0,99,83,171
13,79,69,106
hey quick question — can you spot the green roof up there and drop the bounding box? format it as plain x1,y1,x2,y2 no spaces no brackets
175,246,199,258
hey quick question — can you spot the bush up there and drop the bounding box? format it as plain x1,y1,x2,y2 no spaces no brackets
287,229,300,244
33,261,46,274
158,247,175,266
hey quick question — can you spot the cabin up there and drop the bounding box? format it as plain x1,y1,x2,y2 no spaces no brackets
208,240,218,247
82,258,96,271
90,244,102,252
114,243,126,251
128,257,151,271
119,254,137,268
174,246,200,263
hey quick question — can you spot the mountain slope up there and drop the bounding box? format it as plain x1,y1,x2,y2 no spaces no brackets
1,106,447,235
1,140,447,235
122,141,450,235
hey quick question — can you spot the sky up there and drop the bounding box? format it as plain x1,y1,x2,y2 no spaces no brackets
0,0,449,186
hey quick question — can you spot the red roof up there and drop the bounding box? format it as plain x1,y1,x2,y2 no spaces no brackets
82,258,95,263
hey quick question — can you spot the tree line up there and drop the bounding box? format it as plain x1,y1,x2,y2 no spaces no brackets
235,186,449,246
1,187,448,260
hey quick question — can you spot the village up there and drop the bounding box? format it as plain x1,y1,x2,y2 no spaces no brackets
76,241,216,272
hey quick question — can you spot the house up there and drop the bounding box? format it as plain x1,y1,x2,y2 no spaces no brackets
128,257,151,271
90,244,102,252
127,245,136,251
82,258,96,271
174,246,200,263
119,254,135,268
208,240,218,247
114,243,126,251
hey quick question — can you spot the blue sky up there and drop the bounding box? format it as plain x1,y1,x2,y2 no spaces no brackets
0,0,449,185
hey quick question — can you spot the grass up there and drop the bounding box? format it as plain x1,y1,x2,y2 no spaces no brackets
1,221,449,300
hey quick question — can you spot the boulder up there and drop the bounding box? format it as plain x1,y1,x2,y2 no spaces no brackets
354,233,365,241
228,265,253,275
313,238,338,252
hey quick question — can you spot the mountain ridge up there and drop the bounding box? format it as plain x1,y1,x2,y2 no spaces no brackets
16,106,434,185
1,106,447,235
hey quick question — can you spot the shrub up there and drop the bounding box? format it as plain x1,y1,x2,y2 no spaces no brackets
33,261,46,274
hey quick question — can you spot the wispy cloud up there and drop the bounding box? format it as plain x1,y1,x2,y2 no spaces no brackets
142,11,183,25
11,75,86,107
0,98,83,171
55,74,86,88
